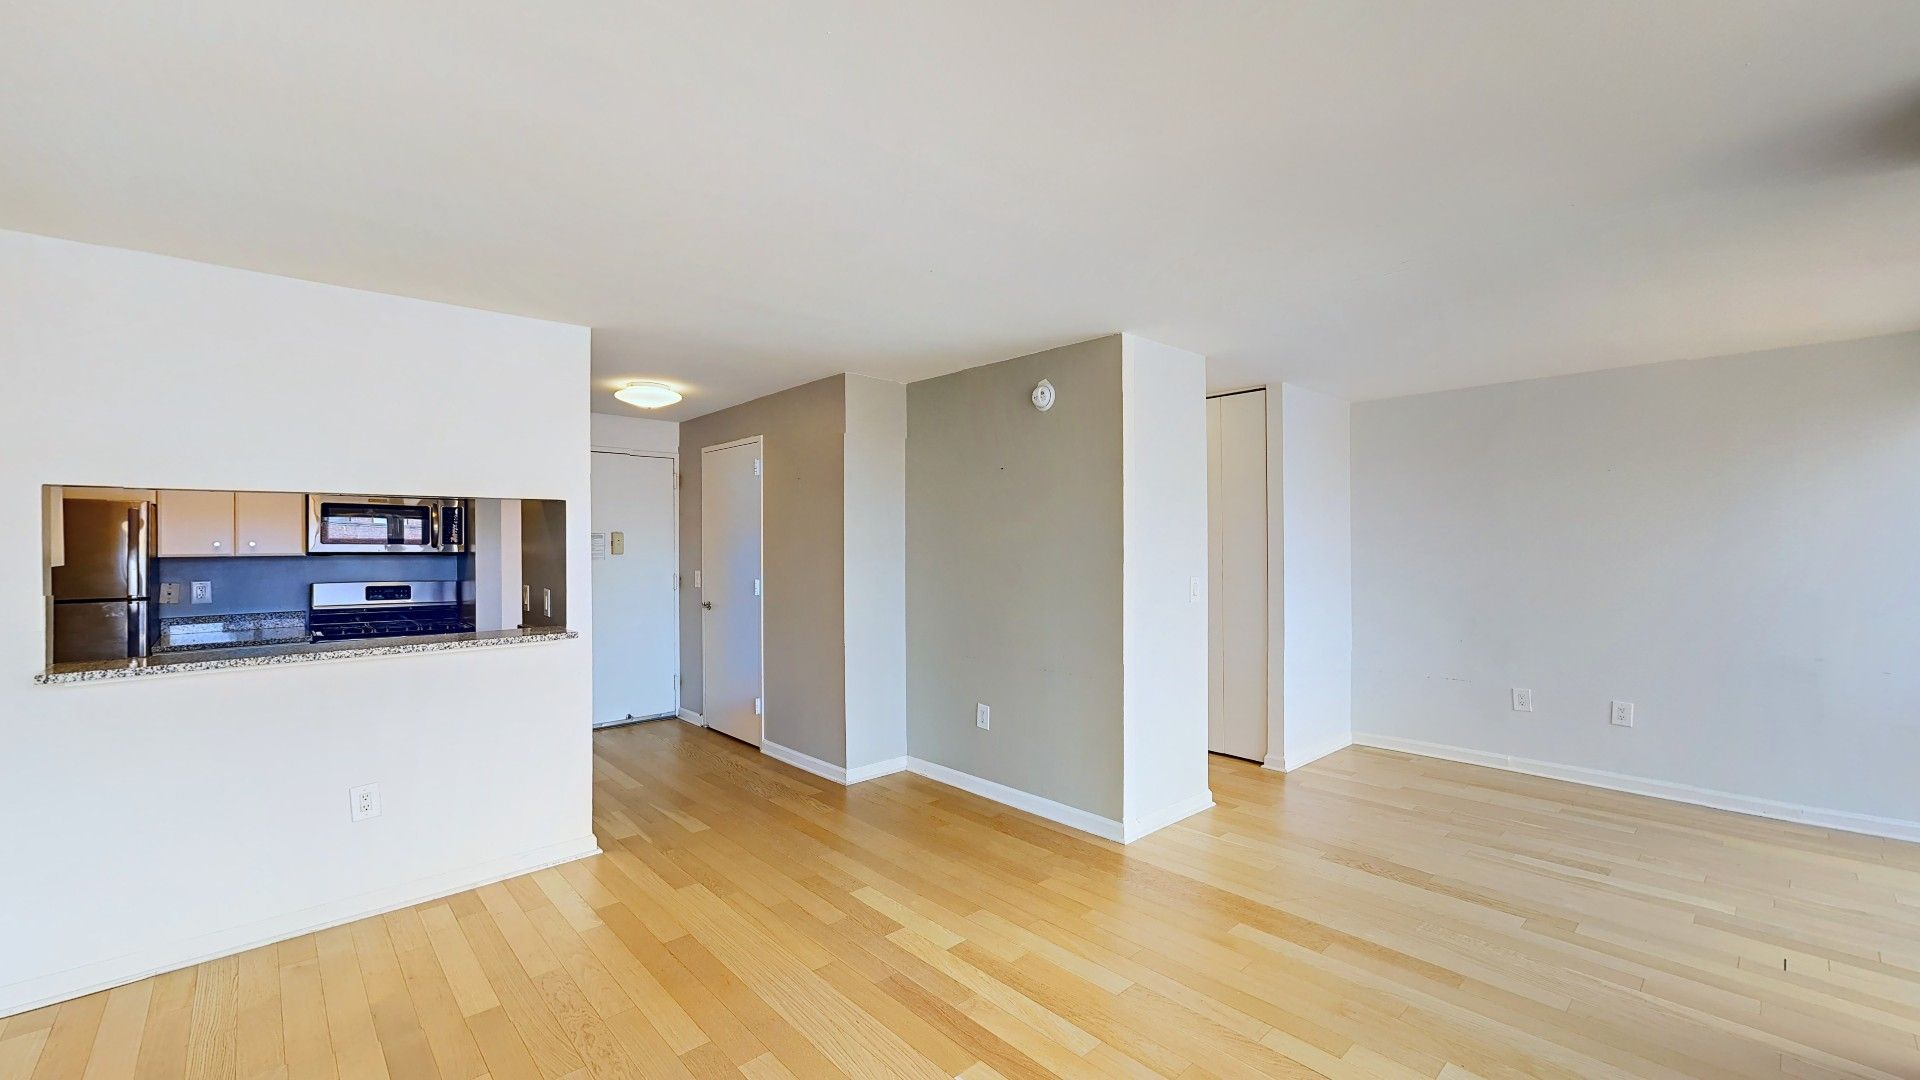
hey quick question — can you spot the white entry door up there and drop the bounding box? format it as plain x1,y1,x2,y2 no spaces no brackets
590,451,679,726
1208,390,1269,761
700,437,764,746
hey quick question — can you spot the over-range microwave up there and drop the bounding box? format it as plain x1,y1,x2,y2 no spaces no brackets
307,495,470,554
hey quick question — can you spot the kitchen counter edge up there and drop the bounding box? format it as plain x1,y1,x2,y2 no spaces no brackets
35,628,579,684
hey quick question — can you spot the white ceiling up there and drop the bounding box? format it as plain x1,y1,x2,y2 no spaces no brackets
5,2,1919,420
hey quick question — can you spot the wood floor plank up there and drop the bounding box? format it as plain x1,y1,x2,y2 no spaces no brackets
15,724,1920,1079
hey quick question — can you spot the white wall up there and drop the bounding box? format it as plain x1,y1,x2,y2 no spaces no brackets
591,411,679,455
1274,384,1353,770
843,375,908,772
1120,336,1212,832
471,498,523,632
1352,332,1920,832
0,231,596,1014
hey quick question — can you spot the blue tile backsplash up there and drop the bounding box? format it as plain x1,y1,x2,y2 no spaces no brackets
153,554,468,617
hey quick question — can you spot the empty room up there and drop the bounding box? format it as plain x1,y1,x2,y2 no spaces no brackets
4,3,1919,1078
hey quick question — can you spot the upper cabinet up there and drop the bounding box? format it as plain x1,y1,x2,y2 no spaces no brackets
157,490,307,557
157,489,236,557
234,491,305,556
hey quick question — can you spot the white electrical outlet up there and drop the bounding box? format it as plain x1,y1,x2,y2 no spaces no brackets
976,703,991,730
190,581,213,605
349,783,381,822
1512,688,1534,712
1610,700,1635,728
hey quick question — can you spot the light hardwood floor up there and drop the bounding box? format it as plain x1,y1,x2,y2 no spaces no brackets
6,720,1920,1079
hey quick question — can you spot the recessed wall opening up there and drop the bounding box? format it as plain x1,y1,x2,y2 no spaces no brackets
41,485,570,673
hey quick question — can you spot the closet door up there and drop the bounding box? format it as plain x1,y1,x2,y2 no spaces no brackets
1207,390,1269,762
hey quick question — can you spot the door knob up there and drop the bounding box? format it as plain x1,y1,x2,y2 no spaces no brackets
702,601,713,610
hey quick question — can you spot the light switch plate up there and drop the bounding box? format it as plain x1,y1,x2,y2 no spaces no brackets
157,582,182,604
610,531,625,555
976,703,991,730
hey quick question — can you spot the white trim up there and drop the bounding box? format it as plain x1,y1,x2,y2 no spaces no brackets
760,739,848,784
752,746,1209,844
677,708,705,727
846,756,911,784
0,835,600,1018
1122,791,1216,842
1353,734,1920,845
1265,733,1353,773
700,434,766,748
698,434,765,454
592,711,677,730
589,446,677,460
900,758,1127,842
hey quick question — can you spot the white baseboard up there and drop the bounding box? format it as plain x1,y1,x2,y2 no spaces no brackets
0,835,601,1018
753,743,1211,844
1266,732,1354,773
676,708,705,727
901,757,1128,842
760,739,849,784
1353,733,1920,844
1122,791,1216,842
593,711,676,730
846,755,912,784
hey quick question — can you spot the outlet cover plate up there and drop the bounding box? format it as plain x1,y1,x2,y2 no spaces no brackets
976,703,991,730
1512,688,1534,712
350,783,381,822
1610,700,1635,728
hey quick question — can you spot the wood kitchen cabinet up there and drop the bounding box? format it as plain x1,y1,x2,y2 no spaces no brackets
234,491,306,555
156,489,236,556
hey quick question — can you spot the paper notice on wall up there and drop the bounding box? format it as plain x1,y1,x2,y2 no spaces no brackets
591,532,608,560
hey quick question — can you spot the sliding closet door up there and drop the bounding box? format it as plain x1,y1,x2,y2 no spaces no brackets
1207,390,1269,762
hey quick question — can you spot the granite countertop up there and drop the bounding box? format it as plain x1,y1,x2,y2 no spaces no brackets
36,627,578,684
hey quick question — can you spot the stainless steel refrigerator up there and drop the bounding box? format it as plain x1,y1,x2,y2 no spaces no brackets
50,497,153,662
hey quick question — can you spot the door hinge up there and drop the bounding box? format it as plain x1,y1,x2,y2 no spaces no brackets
754,697,763,716
672,573,679,591
754,577,762,597
753,458,762,476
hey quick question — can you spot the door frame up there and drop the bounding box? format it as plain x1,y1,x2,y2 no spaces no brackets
589,446,681,720
699,435,766,746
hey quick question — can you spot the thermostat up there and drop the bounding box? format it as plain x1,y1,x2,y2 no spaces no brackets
1031,379,1056,411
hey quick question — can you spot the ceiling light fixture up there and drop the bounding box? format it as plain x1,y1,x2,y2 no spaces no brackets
613,380,682,409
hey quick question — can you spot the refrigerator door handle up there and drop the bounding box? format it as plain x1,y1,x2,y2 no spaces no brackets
126,506,143,598
126,600,150,658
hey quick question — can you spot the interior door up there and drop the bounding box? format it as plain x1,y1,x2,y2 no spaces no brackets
1208,390,1270,762
700,438,764,746
590,452,679,726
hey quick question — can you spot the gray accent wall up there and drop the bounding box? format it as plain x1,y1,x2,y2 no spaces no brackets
906,336,1126,819
679,375,849,763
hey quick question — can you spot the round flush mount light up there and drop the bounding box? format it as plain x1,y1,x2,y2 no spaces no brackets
1031,379,1056,412
613,380,683,409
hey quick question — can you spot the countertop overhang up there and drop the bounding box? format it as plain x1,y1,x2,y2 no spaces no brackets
35,627,578,684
